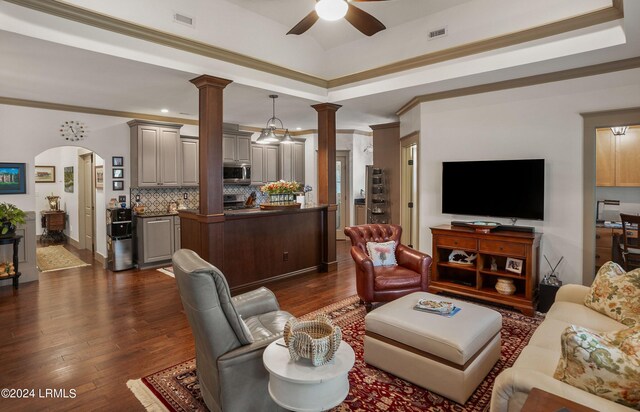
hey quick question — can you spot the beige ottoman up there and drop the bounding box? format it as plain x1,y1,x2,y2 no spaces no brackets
364,292,502,404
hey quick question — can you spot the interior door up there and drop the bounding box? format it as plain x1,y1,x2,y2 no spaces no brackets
336,152,350,241
81,154,94,252
401,135,419,248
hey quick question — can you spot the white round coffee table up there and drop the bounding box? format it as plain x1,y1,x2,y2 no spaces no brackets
263,338,355,412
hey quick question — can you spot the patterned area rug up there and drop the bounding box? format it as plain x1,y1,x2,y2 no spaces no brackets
36,245,90,273
128,296,542,412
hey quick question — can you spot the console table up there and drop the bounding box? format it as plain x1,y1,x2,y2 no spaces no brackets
0,234,23,289
430,225,541,316
40,210,66,244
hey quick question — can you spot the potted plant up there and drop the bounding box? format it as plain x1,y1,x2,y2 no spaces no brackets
0,203,26,237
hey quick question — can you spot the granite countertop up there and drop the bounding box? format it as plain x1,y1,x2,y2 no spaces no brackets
134,211,180,218
224,204,328,217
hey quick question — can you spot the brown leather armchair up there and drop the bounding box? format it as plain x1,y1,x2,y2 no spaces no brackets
344,224,432,311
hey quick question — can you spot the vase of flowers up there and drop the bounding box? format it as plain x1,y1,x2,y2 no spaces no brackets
303,185,313,206
261,180,300,204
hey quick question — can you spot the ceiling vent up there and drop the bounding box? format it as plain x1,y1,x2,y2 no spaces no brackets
428,26,447,40
173,12,195,28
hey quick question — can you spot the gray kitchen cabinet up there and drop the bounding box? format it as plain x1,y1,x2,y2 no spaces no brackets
180,137,199,187
223,132,252,164
129,120,183,187
174,216,181,252
280,140,305,184
251,143,279,185
137,216,174,266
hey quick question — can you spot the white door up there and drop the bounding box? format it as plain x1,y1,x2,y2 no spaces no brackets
80,154,94,251
336,152,350,241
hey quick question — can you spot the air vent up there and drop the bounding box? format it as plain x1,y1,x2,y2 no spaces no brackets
428,26,447,40
173,12,195,28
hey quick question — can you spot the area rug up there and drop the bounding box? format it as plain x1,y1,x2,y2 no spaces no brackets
36,245,90,272
157,266,174,278
128,296,542,412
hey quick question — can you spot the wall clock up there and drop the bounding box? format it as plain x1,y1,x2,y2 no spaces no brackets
60,121,87,141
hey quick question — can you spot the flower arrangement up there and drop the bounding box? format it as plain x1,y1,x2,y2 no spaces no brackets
0,203,26,236
261,180,300,195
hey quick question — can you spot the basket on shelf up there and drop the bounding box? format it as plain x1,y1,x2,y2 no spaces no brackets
283,314,342,366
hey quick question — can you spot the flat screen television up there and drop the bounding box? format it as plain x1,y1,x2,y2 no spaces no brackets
442,159,545,220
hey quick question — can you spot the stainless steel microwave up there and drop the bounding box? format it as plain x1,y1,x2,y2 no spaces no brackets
223,163,251,185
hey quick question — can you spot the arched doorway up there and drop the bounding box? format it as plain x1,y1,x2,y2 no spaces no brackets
34,146,105,272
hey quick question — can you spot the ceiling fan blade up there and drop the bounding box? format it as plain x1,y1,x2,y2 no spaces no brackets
344,3,386,36
287,10,320,35
349,0,390,2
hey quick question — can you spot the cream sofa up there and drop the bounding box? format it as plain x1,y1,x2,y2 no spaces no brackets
490,284,635,412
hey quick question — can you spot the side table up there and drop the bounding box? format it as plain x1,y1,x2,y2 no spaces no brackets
522,388,597,412
538,281,562,313
40,210,66,244
0,234,23,289
263,338,355,412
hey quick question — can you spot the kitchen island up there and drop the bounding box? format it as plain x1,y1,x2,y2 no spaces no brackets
179,205,330,290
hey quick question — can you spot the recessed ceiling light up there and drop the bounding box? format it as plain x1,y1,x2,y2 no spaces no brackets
161,109,169,113
296,127,302,131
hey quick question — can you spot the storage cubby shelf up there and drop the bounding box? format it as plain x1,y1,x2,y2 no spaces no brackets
430,225,541,316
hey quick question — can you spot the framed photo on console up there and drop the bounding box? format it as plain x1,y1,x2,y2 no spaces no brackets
506,257,523,274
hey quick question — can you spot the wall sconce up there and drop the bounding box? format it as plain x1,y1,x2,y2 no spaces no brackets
611,126,628,136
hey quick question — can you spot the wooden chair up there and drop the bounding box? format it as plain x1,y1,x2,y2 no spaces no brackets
619,213,640,271
344,224,432,311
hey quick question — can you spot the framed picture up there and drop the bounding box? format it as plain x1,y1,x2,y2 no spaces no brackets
112,180,124,191
112,156,123,167
64,166,74,193
505,257,523,274
95,165,104,189
0,163,26,195
35,165,56,183
112,168,123,179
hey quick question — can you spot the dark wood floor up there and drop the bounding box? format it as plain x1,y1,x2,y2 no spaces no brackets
0,241,356,411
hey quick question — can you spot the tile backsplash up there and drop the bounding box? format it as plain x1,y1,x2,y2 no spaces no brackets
129,185,268,213
224,184,269,204
130,187,200,213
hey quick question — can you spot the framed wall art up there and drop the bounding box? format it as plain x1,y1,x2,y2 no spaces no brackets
112,156,123,167
95,165,104,189
35,165,55,183
0,163,26,194
112,180,124,191
64,166,74,193
112,168,123,179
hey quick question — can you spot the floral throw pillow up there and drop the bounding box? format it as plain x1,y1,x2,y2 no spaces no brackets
554,325,640,409
366,241,398,267
584,261,640,327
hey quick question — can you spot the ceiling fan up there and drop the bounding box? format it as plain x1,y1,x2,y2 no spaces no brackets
287,0,388,37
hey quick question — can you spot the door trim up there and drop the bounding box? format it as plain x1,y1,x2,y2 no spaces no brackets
401,133,419,249
336,151,350,240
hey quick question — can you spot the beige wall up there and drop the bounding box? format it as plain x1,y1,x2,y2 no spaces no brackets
372,122,401,225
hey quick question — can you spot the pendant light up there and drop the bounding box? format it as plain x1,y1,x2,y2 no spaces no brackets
256,95,294,144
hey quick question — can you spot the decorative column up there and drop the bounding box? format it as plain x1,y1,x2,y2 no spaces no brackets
179,75,232,266
312,103,341,271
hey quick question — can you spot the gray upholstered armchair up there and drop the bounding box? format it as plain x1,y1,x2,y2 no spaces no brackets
172,249,292,412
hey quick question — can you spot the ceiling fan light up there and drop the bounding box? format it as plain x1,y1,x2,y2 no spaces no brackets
315,0,348,21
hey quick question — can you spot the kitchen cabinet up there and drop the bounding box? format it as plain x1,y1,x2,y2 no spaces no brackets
280,140,305,184
137,215,174,266
251,144,279,185
129,120,182,187
223,132,252,164
180,137,199,187
596,126,640,187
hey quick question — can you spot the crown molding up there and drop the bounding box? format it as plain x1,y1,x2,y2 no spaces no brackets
370,122,400,131
0,96,199,124
5,0,623,90
396,55,640,116
4,0,327,88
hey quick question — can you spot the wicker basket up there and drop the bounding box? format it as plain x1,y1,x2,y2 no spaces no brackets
283,315,342,366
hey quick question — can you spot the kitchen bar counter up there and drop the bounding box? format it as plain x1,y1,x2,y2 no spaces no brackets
179,204,330,290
